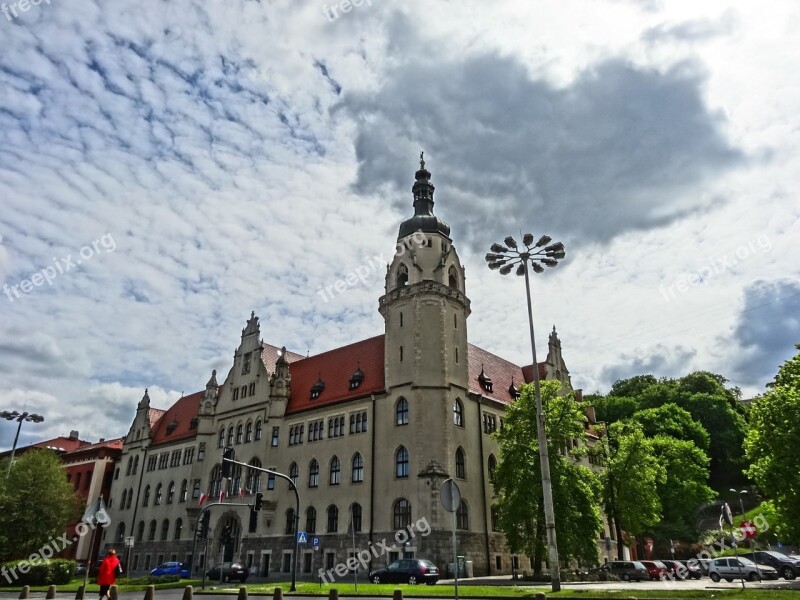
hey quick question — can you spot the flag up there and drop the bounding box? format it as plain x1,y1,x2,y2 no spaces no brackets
239,487,245,500
219,489,226,502
198,493,207,508
82,496,107,523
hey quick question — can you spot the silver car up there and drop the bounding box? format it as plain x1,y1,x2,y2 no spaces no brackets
708,556,778,582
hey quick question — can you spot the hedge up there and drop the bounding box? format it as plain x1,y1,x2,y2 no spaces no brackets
0,559,76,586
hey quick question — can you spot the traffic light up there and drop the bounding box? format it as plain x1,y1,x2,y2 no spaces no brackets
197,511,210,540
254,492,263,511
221,447,235,478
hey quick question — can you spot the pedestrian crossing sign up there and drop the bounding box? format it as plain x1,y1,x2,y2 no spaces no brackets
298,531,308,544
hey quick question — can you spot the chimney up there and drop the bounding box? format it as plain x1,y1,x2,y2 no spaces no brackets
69,430,79,440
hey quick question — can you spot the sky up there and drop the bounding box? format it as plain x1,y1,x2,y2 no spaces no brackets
1,0,798,448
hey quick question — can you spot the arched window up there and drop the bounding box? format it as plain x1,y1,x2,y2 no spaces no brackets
148,520,157,541
285,509,296,535
228,463,242,496
126,457,132,477
327,505,338,532
289,462,298,486
351,453,364,483
449,265,458,288
329,456,340,485
255,420,263,440
161,519,170,541
491,506,499,531
350,503,362,532
132,455,139,474
453,398,464,427
142,485,151,507
245,421,253,443
397,263,408,287
166,481,175,504
488,455,497,483
395,446,409,478
393,498,411,529
210,465,222,498
116,522,125,543
227,426,234,446
136,520,144,542
309,459,319,488
396,397,409,426
121,489,128,510
127,487,133,509
179,479,188,503
455,447,466,479
247,458,262,493
218,428,225,448
306,507,317,533
154,483,163,505
174,518,183,540
456,501,469,530
236,423,243,444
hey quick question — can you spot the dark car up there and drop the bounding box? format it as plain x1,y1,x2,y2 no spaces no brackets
677,559,703,579
150,562,190,578
597,561,648,581
369,559,440,585
74,563,88,577
640,560,669,580
740,551,799,580
206,562,248,583
661,559,688,580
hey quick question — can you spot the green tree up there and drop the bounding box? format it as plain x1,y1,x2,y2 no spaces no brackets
629,403,711,452
0,449,82,562
598,422,665,559
493,380,603,572
745,345,800,541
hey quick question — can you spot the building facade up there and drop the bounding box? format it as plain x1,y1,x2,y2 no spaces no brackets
104,159,607,578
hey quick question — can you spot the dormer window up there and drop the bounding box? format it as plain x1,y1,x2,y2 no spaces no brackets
166,420,178,435
508,380,520,400
478,365,493,393
349,366,364,390
311,374,325,399
189,417,198,430
397,264,408,288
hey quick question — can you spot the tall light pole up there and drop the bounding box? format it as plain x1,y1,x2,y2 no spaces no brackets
485,233,565,592
2,410,45,477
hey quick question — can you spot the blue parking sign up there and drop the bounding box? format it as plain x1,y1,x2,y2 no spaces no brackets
312,536,320,548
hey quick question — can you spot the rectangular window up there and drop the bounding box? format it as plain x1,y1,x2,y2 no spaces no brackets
328,415,346,438
303,553,312,573
192,480,201,499
133,555,139,571
267,473,275,490
198,443,205,461
147,456,157,472
282,553,292,573
183,448,195,465
271,427,279,447
158,453,169,469
144,555,151,571
171,450,181,467
325,553,335,571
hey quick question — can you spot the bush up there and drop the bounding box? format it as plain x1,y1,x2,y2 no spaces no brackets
117,575,179,585
0,559,76,587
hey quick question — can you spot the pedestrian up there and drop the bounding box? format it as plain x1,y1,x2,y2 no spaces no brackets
97,549,121,600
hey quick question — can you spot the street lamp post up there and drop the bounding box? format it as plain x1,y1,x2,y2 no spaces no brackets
2,410,45,477
485,234,565,592
731,488,760,580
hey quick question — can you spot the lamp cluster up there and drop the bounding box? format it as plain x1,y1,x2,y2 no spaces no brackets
485,234,566,276
1,411,45,424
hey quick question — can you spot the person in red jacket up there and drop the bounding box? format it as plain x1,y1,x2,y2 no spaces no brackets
97,549,121,600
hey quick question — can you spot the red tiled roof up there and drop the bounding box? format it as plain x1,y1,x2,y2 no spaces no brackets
468,344,532,404
63,437,125,460
285,335,385,414
521,363,546,383
150,392,203,445
148,408,166,428
31,436,91,453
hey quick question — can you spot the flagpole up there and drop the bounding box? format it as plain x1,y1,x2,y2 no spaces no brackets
349,506,357,592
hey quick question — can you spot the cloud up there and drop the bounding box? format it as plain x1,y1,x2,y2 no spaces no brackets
598,344,698,389
726,279,800,388
337,22,745,251
642,10,738,44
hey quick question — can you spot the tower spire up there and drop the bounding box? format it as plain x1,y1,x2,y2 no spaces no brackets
398,153,450,240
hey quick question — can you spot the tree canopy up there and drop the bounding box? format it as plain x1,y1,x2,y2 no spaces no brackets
0,449,82,562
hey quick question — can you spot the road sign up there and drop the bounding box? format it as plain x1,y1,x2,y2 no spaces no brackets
297,531,308,544
124,536,134,548
312,536,320,548
440,479,461,513
740,520,757,539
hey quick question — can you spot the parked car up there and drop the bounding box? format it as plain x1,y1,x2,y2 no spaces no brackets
150,562,190,578
369,559,440,585
206,562,248,583
677,559,703,579
640,560,669,580
708,557,778,582
740,551,799,580
596,561,648,581
661,559,693,580
74,563,88,577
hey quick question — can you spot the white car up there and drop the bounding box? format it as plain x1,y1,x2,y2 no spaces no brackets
708,556,778,582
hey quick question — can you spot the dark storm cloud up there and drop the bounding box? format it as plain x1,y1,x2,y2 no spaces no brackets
336,43,744,251
729,279,800,388
599,344,697,389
